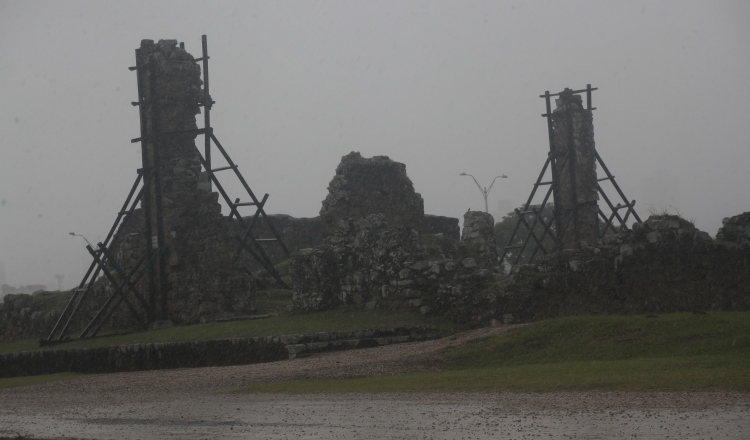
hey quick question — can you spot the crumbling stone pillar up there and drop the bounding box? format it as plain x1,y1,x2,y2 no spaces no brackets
550,89,599,249
126,39,254,324
461,211,498,268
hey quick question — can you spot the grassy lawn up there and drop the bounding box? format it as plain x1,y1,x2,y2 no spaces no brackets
238,312,750,393
0,307,463,354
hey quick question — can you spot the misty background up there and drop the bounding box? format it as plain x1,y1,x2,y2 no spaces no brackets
1,0,748,290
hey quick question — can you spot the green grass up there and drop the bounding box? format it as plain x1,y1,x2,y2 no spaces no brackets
0,373,85,390
239,356,750,393
444,312,750,369
0,308,462,354
238,312,750,393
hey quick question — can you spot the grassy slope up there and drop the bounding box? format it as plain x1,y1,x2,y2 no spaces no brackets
240,312,750,393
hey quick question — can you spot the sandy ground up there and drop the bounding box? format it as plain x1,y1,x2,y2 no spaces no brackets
1,327,748,439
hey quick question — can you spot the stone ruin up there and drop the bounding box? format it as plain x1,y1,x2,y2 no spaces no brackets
289,152,500,319
106,40,256,326
491,211,750,323
285,86,750,325
3,71,750,341
27,38,264,339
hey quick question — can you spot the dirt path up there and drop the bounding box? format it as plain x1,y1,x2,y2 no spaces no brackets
1,327,748,439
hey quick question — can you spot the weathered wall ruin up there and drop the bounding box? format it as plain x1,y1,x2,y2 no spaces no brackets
290,153,496,317
550,90,599,249
244,213,460,273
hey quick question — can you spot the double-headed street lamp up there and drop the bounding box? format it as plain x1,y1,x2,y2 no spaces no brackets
460,172,508,213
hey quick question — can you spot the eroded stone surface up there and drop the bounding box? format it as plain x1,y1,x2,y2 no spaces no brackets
319,152,425,234
550,89,599,249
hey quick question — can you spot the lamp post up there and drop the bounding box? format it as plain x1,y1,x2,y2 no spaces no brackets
69,232,95,249
460,172,508,213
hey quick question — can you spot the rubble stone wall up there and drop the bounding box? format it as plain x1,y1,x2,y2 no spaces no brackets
493,214,750,323
422,214,461,240
245,213,460,272
290,213,497,322
551,90,599,249
291,153,496,319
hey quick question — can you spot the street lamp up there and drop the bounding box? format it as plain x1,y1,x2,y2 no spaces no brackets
69,232,95,249
460,172,508,213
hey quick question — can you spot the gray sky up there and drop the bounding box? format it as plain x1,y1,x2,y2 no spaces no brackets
1,0,749,288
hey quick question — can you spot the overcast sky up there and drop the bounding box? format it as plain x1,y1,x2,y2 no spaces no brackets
1,0,749,288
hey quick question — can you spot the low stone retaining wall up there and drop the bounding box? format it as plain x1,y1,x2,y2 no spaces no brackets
286,333,439,359
0,326,434,378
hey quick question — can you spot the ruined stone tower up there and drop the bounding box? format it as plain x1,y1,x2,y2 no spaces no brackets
549,89,600,249
131,39,254,324
499,85,642,268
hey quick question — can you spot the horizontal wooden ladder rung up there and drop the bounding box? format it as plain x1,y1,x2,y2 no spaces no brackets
597,176,613,182
210,165,237,173
232,202,258,207
131,128,206,143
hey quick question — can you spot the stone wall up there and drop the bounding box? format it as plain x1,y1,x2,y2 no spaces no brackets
716,212,750,249
0,337,287,378
290,153,504,320
0,292,70,341
422,214,461,240
249,213,460,272
288,212,747,327
0,326,435,377
290,213,497,321
486,214,750,324
550,89,599,249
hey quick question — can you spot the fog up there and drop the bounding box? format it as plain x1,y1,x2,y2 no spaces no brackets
1,0,748,289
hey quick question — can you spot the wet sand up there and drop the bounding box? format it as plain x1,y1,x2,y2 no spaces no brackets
1,390,748,439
